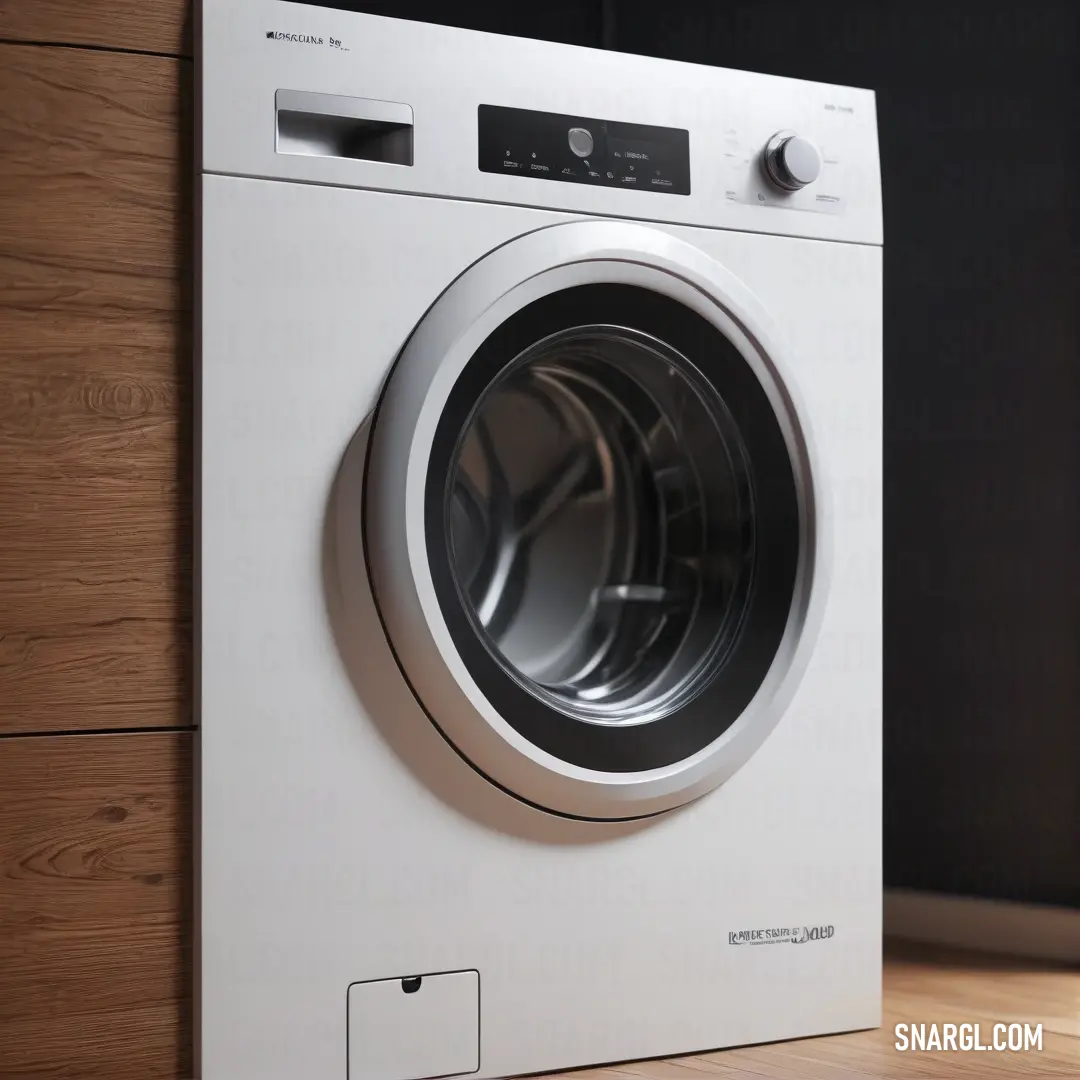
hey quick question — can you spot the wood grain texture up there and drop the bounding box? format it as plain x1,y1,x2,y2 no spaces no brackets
0,732,192,1080
0,0,191,56
555,940,1080,1079
0,44,192,734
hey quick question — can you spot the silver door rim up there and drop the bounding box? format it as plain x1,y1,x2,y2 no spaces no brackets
353,220,830,820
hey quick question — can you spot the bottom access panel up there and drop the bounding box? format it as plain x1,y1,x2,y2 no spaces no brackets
348,969,480,1080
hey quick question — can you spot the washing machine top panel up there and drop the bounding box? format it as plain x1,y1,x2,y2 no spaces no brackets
200,0,882,245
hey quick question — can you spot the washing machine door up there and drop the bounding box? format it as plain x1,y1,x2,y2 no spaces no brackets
360,220,828,820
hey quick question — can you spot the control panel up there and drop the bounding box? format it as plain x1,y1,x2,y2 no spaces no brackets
202,2,882,245
478,105,691,196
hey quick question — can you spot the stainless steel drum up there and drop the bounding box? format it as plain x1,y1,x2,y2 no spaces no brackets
446,326,755,727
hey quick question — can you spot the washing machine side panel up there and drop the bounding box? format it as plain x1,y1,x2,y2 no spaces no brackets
200,177,882,1080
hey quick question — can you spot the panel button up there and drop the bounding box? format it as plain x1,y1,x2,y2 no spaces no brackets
567,127,594,158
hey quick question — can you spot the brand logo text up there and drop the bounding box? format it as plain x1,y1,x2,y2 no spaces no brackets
265,31,349,50
728,924,835,945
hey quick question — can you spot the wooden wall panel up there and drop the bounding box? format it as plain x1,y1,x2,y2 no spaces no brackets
0,1,191,56
0,44,191,735
0,732,192,1080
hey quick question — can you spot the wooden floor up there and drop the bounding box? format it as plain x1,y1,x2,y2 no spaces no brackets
553,940,1080,1079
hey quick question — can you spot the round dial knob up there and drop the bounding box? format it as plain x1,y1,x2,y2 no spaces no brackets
567,127,594,158
763,132,822,191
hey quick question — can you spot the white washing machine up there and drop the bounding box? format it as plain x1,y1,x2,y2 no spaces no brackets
197,2,883,1078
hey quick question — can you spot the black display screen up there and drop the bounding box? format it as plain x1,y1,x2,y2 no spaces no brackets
478,105,690,196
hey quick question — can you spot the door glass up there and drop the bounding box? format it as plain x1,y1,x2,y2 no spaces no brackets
446,326,755,727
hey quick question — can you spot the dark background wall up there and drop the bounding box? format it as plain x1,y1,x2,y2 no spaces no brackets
321,0,1080,907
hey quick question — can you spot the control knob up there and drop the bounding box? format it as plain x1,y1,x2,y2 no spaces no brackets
762,131,822,191
567,127,594,158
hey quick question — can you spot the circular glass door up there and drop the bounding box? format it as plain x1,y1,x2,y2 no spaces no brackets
423,283,801,777
447,325,753,728
360,221,824,819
